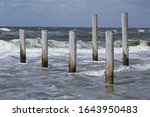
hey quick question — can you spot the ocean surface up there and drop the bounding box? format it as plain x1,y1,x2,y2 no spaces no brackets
0,27,150,100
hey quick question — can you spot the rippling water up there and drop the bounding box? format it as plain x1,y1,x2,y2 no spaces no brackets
0,27,150,99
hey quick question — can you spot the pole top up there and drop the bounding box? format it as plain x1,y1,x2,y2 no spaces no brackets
105,30,113,34
19,29,25,31
122,12,128,15
42,30,48,32
92,14,98,17
69,30,76,34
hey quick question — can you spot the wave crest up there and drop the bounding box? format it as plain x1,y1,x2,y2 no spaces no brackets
0,28,12,32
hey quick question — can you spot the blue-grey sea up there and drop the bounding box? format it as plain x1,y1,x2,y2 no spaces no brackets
0,27,150,99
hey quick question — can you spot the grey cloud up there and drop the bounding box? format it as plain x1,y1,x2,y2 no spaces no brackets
0,0,84,12
1,0,150,13
0,0,149,27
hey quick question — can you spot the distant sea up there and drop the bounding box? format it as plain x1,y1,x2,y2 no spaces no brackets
0,26,150,99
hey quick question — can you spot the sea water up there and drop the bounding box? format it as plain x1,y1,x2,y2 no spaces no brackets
0,27,150,99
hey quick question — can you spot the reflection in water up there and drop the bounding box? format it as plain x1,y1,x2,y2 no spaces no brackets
105,84,114,95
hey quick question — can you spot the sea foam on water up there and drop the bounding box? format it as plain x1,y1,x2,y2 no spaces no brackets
0,27,150,99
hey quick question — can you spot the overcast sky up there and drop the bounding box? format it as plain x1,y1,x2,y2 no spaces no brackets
0,0,150,27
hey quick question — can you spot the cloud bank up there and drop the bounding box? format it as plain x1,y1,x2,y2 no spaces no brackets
0,0,150,27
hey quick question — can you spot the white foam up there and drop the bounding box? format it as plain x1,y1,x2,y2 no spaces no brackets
115,66,131,72
129,44,150,53
138,29,145,33
0,39,149,53
0,28,12,32
26,38,41,48
48,40,68,48
115,61,150,73
0,39,150,62
81,70,105,76
0,40,18,51
113,30,117,33
0,38,150,78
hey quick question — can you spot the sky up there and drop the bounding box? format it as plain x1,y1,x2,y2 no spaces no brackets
0,0,150,27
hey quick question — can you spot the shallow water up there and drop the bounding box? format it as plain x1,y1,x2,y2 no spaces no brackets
0,27,150,99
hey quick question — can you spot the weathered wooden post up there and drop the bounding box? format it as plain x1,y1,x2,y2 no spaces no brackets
105,31,114,84
41,30,48,67
69,31,76,72
122,12,129,65
92,15,98,61
20,29,26,63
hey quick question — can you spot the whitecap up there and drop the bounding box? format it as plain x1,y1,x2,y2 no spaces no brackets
115,66,131,72
138,29,145,33
0,40,18,51
113,30,117,33
0,28,12,32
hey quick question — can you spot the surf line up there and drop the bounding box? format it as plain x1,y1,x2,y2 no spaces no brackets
18,12,129,85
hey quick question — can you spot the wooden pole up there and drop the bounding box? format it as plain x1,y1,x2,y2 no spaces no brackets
41,30,48,67
122,12,129,66
20,29,26,63
92,15,98,61
105,31,114,84
69,31,76,72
